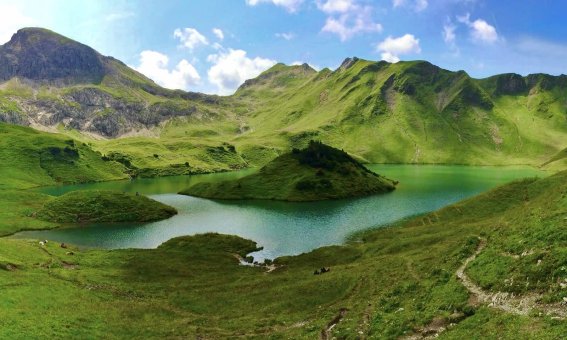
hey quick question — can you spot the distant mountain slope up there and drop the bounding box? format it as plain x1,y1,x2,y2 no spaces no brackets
0,28,565,167
232,58,567,166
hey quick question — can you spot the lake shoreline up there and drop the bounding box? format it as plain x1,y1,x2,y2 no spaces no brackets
8,164,545,261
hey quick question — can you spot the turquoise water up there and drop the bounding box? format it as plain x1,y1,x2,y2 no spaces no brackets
13,165,542,260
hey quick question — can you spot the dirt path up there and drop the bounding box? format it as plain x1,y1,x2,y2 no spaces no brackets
456,238,566,319
320,308,348,340
405,237,565,339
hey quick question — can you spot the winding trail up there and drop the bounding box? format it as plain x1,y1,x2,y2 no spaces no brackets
406,237,565,339
456,238,566,319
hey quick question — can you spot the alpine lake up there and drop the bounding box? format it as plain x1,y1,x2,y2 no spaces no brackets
13,165,543,261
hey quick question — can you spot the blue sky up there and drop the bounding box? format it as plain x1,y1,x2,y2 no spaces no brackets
1,0,566,94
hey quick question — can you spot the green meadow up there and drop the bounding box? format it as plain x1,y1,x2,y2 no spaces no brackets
0,168,565,338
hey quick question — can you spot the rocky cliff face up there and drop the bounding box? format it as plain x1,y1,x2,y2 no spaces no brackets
6,87,206,137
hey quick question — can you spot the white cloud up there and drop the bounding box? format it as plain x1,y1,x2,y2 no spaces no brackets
443,23,456,44
321,5,382,41
245,0,304,12
415,0,428,11
456,13,470,24
173,27,209,50
212,42,224,50
275,32,295,40
316,0,356,13
393,0,428,12
470,19,498,43
212,28,224,41
207,49,276,95
134,50,200,90
442,20,460,56
377,34,421,63
0,4,35,44
457,13,498,44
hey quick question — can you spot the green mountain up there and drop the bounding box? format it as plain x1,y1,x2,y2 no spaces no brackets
231,58,567,166
180,140,396,201
0,28,566,172
542,146,567,171
0,28,229,137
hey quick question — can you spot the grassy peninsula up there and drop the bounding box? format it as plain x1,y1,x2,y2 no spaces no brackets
180,141,396,201
35,190,177,224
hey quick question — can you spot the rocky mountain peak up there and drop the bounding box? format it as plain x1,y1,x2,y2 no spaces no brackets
0,27,106,85
338,57,359,71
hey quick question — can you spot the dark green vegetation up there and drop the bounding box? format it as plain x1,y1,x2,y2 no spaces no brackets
0,122,137,235
181,141,396,201
35,190,177,224
0,171,565,338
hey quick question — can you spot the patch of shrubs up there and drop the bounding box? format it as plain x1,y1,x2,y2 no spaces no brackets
223,143,236,153
292,140,358,171
208,143,237,154
45,146,79,160
101,152,135,169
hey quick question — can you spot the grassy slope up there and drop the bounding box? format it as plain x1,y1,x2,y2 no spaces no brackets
0,171,564,338
2,59,566,173
0,123,127,189
81,60,567,172
35,190,177,224
229,60,567,166
542,146,567,172
0,190,54,236
0,123,176,235
181,141,396,201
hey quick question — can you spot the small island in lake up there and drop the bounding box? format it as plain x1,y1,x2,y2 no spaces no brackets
180,141,397,201
36,190,177,224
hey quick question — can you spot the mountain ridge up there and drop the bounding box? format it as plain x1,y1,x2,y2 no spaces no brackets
0,28,566,169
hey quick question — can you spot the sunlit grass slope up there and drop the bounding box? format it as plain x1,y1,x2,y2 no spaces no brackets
0,123,127,189
228,59,567,166
85,59,567,171
1,169,564,338
542,146,567,172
